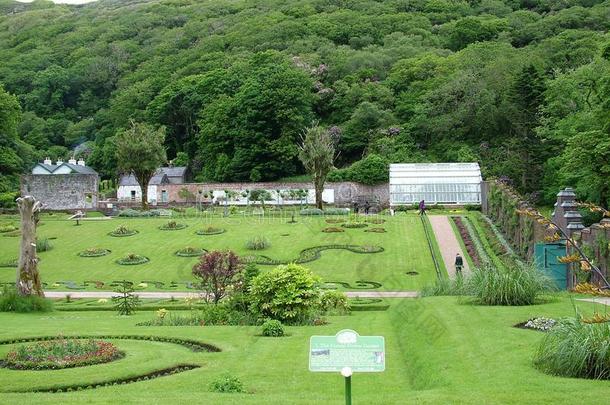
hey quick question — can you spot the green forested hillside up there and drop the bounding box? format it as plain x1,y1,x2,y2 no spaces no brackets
0,0,608,206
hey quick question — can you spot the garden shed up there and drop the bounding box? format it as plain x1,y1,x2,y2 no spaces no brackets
389,163,482,206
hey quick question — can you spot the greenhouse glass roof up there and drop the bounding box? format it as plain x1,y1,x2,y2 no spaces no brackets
389,163,482,205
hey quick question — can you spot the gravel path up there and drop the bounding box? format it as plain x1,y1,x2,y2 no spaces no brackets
577,298,610,306
428,215,470,277
44,291,419,299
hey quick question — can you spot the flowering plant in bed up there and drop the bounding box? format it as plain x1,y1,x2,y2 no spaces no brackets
196,226,225,235
116,253,149,265
176,246,207,257
78,247,110,257
3,338,124,370
108,225,137,237
159,220,187,230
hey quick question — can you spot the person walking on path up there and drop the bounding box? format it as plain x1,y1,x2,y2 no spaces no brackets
418,200,426,216
364,200,371,215
455,253,464,275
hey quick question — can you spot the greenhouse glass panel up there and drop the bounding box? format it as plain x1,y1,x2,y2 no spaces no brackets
389,163,482,206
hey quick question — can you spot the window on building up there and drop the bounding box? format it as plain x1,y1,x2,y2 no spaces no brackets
130,190,136,201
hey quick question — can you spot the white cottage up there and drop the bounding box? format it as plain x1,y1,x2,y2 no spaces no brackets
117,167,187,204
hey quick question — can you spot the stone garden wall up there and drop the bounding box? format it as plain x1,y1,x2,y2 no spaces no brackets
155,181,389,206
21,174,99,211
482,181,548,261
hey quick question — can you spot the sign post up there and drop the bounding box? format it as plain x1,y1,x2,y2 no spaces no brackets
309,329,385,404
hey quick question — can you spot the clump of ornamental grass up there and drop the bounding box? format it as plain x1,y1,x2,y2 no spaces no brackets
534,318,610,379
468,263,552,306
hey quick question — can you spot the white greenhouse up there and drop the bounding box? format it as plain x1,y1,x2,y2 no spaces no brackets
389,163,482,206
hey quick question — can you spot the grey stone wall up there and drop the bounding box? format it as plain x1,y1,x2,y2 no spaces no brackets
21,174,99,211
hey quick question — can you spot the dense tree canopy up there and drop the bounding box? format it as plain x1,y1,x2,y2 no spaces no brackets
0,0,609,205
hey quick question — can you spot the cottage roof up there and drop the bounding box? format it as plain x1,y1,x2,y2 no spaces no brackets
32,162,97,175
118,166,186,187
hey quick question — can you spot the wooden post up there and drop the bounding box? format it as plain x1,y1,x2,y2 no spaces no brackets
16,196,44,297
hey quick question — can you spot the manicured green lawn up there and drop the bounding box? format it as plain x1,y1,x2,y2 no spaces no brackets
0,296,607,403
0,213,438,291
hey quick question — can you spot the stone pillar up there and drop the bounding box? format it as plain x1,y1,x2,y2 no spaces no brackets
552,187,584,237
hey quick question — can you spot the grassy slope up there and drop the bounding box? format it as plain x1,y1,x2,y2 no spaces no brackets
0,213,437,291
0,297,607,403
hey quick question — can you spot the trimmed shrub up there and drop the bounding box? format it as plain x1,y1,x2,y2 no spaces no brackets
0,286,53,312
534,318,610,379
322,227,344,233
209,374,245,393
245,236,271,250
300,208,323,216
468,263,551,306
320,290,351,315
118,209,172,217
36,237,52,252
324,208,350,215
327,154,388,185
261,319,285,337
116,253,149,265
249,264,321,324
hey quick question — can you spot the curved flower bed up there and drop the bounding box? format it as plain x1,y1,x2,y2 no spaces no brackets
341,222,368,229
0,258,18,268
515,317,557,332
364,227,386,233
2,338,123,370
78,248,111,257
365,218,385,224
175,247,207,257
116,254,149,265
108,225,137,237
159,221,187,231
322,227,344,233
325,218,346,224
195,226,225,235
243,244,384,265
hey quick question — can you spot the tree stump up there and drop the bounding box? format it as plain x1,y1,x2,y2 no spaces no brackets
16,196,44,297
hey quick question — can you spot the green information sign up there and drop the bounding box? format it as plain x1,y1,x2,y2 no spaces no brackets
309,329,385,372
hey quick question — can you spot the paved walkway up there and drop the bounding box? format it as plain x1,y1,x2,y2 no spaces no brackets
577,298,610,306
428,215,470,277
44,291,419,299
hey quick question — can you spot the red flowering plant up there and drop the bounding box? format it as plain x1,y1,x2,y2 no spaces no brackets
3,337,123,370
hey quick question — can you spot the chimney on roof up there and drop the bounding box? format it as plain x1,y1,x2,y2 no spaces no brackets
68,157,77,165
56,158,63,165
43,157,52,165
77,158,85,166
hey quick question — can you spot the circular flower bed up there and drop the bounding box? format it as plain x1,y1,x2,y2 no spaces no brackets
116,253,149,265
108,225,137,237
365,218,385,224
78,248,111,257
364,227,386,233
195,226,225,235
341,222,368,229
515,317,557,332
322,227,345,233
159,221,187,231
2,338,124,370
175,247,207,257
325,218,346,224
